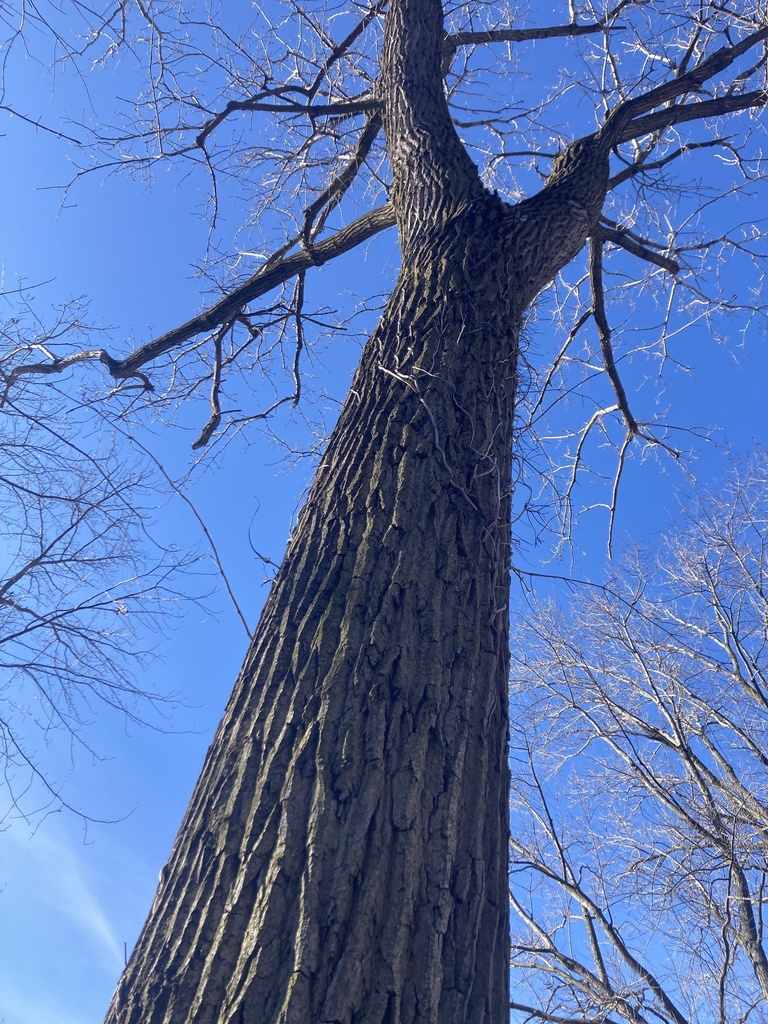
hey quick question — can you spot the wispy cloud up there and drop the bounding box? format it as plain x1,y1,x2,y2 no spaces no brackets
0,821,131,1024
3,824,125,971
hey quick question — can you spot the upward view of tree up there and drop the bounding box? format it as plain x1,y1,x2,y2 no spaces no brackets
509,458,768,1024
1,0,766,1021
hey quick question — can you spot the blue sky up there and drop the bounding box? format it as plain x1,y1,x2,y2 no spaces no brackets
1,4,767,1023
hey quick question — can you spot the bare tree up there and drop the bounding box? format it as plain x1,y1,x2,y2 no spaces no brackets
1,0,767,1021
0,290,194,824
509,456,768,1024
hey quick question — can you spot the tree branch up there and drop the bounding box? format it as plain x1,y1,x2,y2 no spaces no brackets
509,999,623,1024
3,204,396,392
194,94,381,149
191,320,227,450
305,0,387,102
0,104,83,144
608,138,735,189
605,25,768,144
445,19,608,54
616,89,768,144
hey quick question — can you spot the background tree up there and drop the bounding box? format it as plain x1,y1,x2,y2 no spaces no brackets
508,456,768,1024
0,289,195,825
0,0,766,1022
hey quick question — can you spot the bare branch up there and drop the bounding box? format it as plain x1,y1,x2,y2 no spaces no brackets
302,109,384,246
194,94,381,150
191,320,227,450
445,18,609,54
3,203,396,392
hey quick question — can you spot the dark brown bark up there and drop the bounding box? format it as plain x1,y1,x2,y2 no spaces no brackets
104,1,609,1022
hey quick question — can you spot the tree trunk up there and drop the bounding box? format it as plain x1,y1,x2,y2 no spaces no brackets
105,1,609,1021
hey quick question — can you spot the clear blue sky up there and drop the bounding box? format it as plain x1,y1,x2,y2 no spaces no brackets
1,4,767,1023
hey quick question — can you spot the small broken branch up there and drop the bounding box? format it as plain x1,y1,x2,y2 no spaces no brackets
302,109,384,247
191,320,227,450
594,220,680,274
589,236,639,437
292,272,306,407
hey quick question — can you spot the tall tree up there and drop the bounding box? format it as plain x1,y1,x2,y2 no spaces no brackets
2,0,767,1021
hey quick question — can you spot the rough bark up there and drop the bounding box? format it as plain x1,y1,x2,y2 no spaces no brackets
104,1,609,1021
